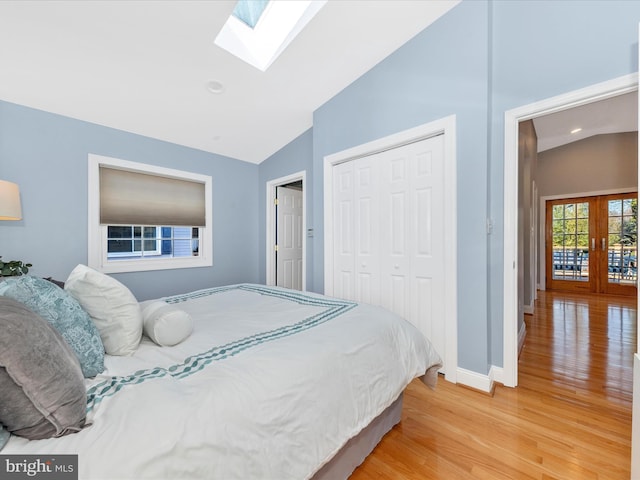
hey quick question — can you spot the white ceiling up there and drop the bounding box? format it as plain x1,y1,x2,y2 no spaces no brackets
533,91,638,153
0,0,460,164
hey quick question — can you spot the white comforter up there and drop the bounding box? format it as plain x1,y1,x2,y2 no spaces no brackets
5,284,441,480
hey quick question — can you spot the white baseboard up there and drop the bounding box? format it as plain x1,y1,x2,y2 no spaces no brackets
456,367,493,393
518,321,527,355
472,325,526,390
454,322,528,393
523,303,534,315
490,365,504,386
455,365,508,393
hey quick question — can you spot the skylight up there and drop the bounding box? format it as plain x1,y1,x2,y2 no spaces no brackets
215,0,327,72
232,0,269,29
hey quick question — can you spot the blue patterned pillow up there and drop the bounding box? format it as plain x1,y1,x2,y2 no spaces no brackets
0,425,9,451
0,276,105,377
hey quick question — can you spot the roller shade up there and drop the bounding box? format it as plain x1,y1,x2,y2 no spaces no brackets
100,166,206,226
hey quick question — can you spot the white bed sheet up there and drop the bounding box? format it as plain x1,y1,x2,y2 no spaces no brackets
4,284,442,480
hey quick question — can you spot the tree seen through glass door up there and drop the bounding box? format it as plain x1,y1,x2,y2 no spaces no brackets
607,197,637,286
551,201,590,281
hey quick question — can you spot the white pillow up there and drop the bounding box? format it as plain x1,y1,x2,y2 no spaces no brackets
65,264,142,356
140,300,193,347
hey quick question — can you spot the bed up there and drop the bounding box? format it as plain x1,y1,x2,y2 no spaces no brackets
0,271,442,480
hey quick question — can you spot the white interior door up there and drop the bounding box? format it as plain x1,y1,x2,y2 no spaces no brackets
331,135,446,368
276,186,303,290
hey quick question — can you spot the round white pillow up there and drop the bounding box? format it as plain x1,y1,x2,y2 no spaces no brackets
140,301,193,347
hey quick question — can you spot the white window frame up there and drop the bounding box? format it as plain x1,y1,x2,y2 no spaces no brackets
106,226,162,259
88,154,213,274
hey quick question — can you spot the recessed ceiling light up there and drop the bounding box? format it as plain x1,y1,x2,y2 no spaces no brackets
570,127,582,134
206,80,225,94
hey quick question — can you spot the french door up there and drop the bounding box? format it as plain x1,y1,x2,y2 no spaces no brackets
546,193,637,296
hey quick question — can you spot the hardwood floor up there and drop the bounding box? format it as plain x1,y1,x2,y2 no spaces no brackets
350,290,636,479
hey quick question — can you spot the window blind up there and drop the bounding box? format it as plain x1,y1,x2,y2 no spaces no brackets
99,166,206,227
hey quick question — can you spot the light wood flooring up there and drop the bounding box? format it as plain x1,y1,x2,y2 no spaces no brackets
350,290,636,479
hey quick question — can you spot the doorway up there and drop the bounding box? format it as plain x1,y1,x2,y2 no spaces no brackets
275,182,303,290
503,73,639,387
265,171,306,291
546,193,638,296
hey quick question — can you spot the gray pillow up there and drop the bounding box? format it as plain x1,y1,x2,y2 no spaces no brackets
0,275,104,377
0,297,87,440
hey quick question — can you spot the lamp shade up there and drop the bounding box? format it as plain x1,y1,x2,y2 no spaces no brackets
0,180,22,220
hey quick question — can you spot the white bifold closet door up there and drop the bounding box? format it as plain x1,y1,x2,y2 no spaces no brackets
332,134,445,363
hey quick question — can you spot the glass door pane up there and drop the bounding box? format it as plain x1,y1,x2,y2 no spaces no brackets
606,196,637,287
551,201,590,282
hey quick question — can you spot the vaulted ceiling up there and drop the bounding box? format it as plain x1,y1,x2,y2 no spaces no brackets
533,91,637,153
0,0,460,164
1,1,634,164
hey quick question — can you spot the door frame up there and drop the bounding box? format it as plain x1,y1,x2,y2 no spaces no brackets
503,73,639,388
323,115,458,383
266,171,306,290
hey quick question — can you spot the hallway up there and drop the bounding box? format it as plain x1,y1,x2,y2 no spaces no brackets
521,290,635,409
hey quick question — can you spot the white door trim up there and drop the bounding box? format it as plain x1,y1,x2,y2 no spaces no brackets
502,73,638,388
323,115,458,382
266,171,306,290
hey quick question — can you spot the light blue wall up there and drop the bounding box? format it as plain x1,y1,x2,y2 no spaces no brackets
258,128,314,288
488,0,640,365
0,100,260,301
312,0,491,373
298,0,640,376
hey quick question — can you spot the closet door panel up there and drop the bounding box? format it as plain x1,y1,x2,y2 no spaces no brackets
355,159,380,305
332,162,356,301
380,152,411,314
411,139,445,353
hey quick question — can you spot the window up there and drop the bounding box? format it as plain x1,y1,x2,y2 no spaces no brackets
88,154,212,274
215,0,327,71
106,226,199,260
232,0,270,29
107,226,162,258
